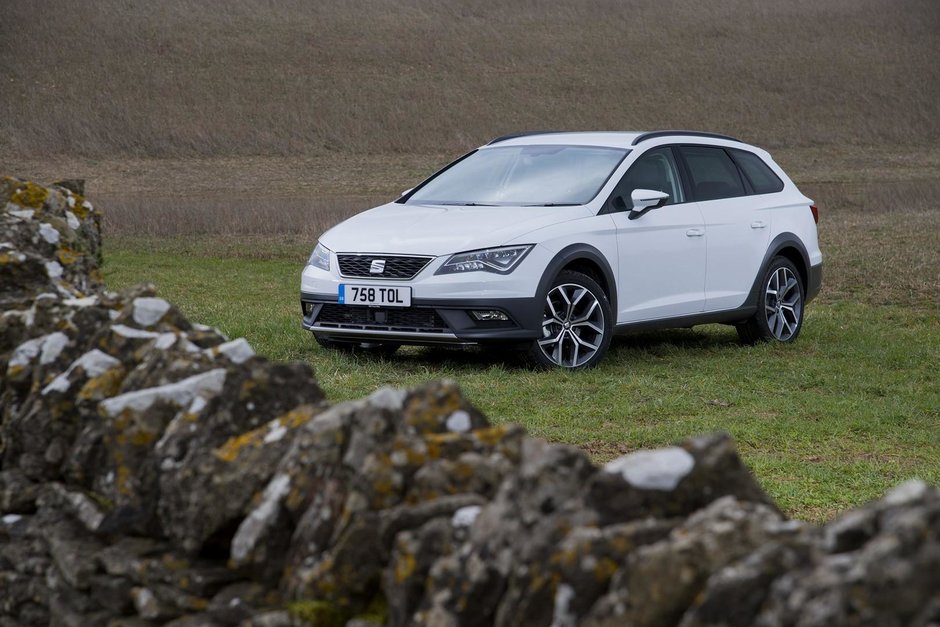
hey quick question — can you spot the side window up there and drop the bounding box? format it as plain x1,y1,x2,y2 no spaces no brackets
730,149,785,194
616,147,685,206
679,146,746,201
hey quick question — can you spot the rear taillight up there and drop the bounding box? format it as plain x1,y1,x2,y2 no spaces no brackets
810,204,819,224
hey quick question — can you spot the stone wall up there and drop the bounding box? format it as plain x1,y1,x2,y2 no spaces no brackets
1,177,938,626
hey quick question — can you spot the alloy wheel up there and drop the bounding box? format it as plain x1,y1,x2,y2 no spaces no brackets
764,266,802,341
538,283,606,368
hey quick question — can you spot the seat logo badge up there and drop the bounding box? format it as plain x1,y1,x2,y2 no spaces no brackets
370,259,386,274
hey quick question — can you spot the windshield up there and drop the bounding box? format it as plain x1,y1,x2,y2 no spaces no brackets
405,145,629,206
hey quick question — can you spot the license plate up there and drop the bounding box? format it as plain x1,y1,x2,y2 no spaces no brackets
339,284,412,307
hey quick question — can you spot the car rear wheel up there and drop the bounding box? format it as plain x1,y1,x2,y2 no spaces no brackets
737,256,804,344
529,270,612,369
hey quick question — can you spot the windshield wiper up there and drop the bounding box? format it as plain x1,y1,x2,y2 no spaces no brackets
523,202,580,207
437,201,496,206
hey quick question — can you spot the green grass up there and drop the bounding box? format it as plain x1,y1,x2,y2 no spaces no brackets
104,239,940,522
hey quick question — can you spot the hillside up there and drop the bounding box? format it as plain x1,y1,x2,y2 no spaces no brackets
2,0,938,161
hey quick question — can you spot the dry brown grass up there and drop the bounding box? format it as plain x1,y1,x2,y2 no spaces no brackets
807,180,940,309
2,0,938,159
100,193,380,238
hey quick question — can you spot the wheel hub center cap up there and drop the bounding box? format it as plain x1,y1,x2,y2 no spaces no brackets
563,321,571,329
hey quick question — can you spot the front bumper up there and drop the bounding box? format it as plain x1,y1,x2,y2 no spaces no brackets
301,292,542,345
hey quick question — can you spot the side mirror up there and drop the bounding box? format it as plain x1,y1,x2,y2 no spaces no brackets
628,188,669,220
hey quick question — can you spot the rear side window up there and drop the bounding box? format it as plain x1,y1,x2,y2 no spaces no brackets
730,149,785,194
678,146,746,201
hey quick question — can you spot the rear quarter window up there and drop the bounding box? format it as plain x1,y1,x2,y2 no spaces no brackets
730,149,785,194
678,146,746,201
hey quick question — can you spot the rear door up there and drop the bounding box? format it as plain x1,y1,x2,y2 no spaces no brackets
609,146,706,323
677,145,773,312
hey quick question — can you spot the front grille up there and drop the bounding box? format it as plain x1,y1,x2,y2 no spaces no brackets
337,254,433,279
315,304,449,333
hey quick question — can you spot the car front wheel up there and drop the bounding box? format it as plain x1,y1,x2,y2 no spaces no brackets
529,270,613,369
737,256,805,344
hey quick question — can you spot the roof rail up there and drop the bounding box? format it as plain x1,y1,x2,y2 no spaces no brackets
631,130,742,146
486,131,564,145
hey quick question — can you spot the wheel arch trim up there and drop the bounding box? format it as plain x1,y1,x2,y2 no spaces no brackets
743,233,811,308
536,244,618,318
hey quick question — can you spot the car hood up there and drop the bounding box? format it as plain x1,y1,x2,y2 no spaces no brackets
319,202,592,256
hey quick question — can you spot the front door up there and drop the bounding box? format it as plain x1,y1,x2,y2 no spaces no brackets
610,147,707,323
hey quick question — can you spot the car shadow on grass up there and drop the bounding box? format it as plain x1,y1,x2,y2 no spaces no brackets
360,325,745,371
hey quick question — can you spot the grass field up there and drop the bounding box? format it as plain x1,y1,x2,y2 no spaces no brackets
103,180,940,523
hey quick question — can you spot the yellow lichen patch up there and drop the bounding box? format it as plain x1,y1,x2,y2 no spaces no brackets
472,424,509,447
279,406,316,430
594,557,620,582
213,408,315,463
57,246,82,265
610,534,634,555
129,429,156,447
115,457,133,497
450,461,476,482
10,181,48,208
405,446,427,467
214,427,266,463
550,547,580,569
422,431,463,459
77,368,125,401
372,472,397,498
286,484,306,511
394,552,416,583
404,387,463,433
70,194,89,218
50,400,76,420
239,379,257,400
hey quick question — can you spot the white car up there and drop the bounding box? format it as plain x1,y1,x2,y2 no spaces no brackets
301,131,822,368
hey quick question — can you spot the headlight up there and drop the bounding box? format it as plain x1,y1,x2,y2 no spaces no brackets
307,242,331,271
436,245,533,275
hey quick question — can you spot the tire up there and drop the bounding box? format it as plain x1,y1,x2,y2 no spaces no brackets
528,270,613,369
313,334,400,356
736,256,805,344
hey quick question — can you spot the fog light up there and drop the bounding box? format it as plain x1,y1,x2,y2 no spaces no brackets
470,310,509,322
304,303,314,314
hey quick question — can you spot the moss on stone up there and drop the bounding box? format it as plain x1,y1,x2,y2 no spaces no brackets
87,490,114,511
287,599,349,626
356,592,389,624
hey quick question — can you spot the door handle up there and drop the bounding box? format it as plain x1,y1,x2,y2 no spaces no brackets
750,220,767,229
685,228,704,237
